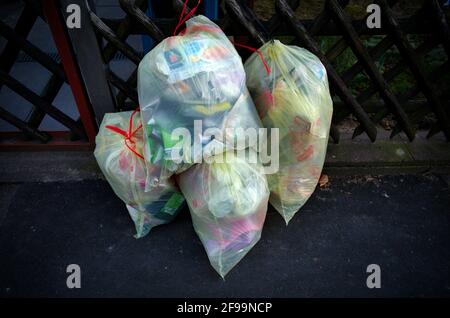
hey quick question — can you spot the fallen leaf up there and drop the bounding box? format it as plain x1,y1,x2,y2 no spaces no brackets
319,174,330,188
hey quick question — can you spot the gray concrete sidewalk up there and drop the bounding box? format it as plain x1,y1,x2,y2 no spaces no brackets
1,131,449,184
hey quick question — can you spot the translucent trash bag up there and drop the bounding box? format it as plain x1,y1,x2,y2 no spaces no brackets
244,40,333,224
138,15,261,191
177,150,269,278
94,111,184,238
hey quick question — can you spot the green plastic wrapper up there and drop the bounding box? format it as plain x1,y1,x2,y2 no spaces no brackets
178,150,269,278
244,40,333,224
94,111,184,238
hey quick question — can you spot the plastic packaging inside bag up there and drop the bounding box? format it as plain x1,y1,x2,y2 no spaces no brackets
244,40,333,224
94,111,184,238
177,150,269,278
138,15,261,191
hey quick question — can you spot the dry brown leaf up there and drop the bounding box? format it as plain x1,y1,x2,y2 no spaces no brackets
319,174,330,188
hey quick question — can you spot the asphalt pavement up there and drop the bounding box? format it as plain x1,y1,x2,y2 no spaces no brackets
0,174,449,297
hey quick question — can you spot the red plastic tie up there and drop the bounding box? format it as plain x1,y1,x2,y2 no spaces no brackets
105,108,144,160
173,0,202,36
233,41,271,75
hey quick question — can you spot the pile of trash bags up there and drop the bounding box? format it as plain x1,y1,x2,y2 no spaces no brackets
94,15,332,278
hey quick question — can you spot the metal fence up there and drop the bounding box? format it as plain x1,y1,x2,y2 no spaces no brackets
0,0,99,149
1,0,449,149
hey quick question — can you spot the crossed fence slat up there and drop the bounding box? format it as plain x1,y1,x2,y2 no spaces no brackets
327,0,415,140
0,1,91,144
0,4,45,141
84,0,449,142
1,0,449,147
327,0,416,140
276,0,378,141
0,18,68,137
0,70,85,137
377,0,450,140
427,0,450,138
27,74,65,132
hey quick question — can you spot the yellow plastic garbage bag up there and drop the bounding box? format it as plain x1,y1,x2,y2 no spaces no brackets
177,150,269,278
244,40,333,224
138,15,261,191
94,110,184,238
